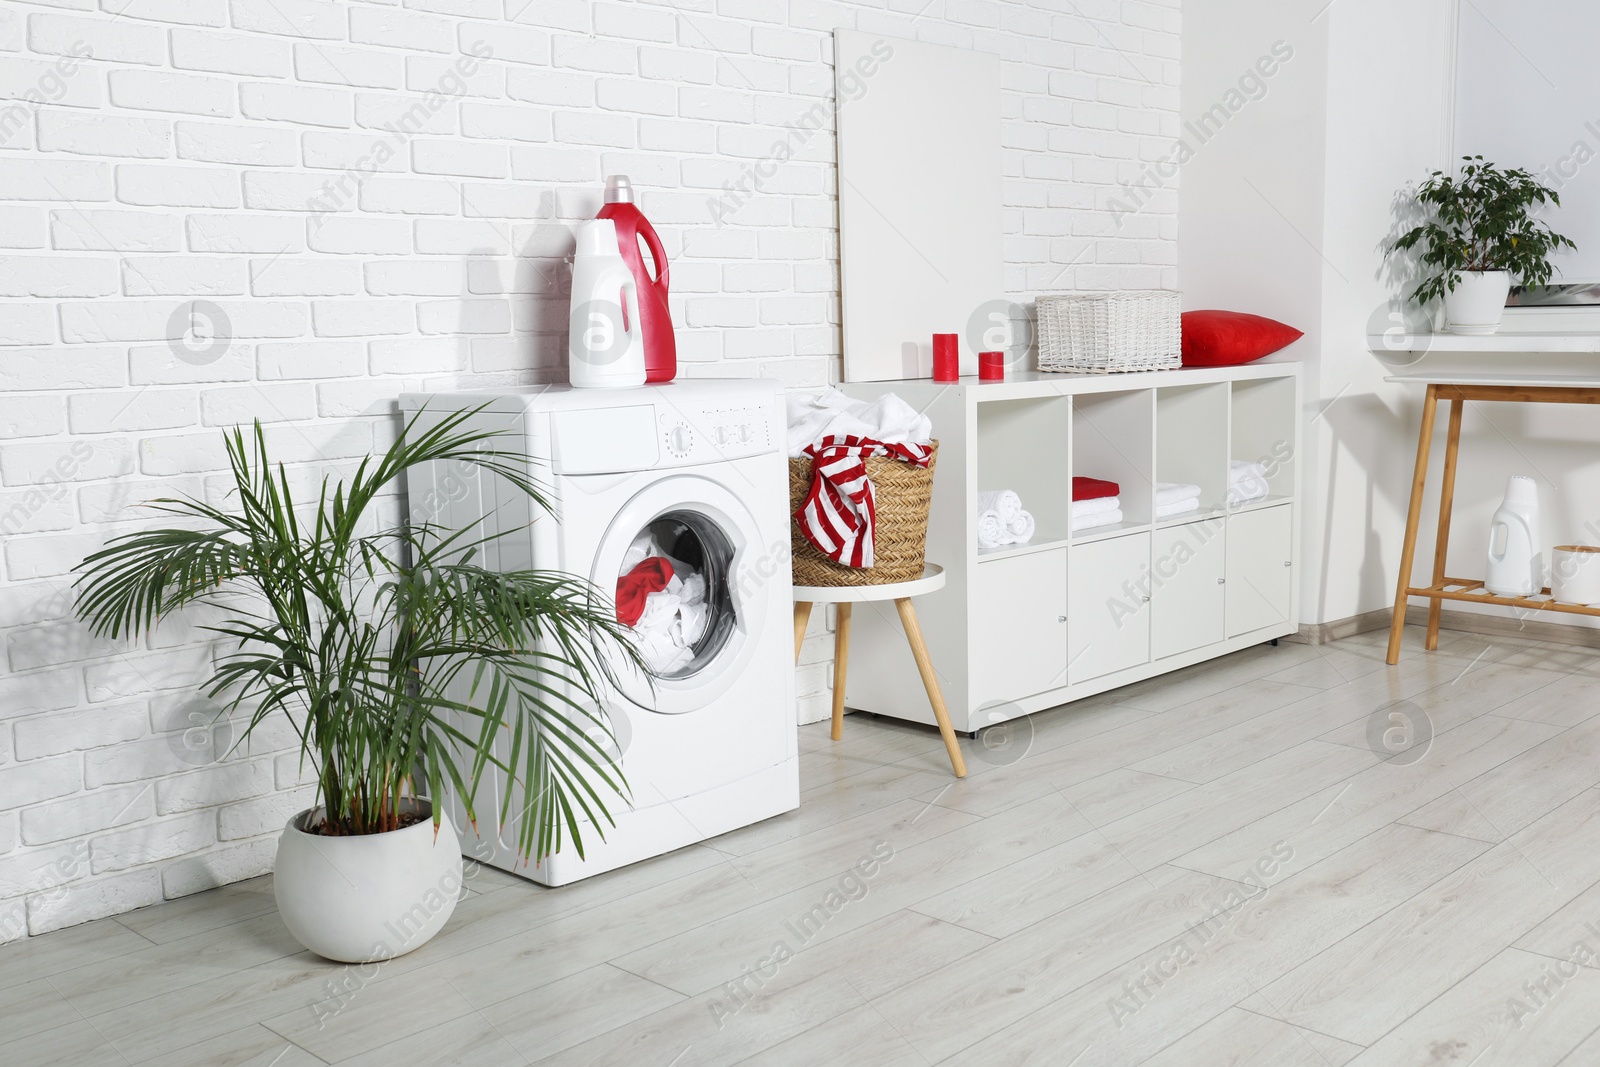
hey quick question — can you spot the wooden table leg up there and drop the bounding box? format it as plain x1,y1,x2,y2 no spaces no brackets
831,603,851,741
793,601,812,665
1387,384,1440,665
1426,398,1464,650
895,597,967,778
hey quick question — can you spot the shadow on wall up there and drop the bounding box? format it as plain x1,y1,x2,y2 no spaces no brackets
446,246,570,387
499,186,584,385
1376,185,1439,334
428,188,585,390
1318,393,1401,617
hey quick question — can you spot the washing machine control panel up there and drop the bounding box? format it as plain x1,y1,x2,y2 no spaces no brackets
658,402,776,466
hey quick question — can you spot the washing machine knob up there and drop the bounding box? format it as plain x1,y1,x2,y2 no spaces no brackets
668,425,692,454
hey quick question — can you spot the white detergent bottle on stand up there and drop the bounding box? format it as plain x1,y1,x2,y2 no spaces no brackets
569,218,646,389
1485,475,1543,596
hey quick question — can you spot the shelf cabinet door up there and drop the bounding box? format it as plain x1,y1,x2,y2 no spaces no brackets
1069,533,1152,683
1151,519,1226,659
972,550,1068,706
1226,505,1294,636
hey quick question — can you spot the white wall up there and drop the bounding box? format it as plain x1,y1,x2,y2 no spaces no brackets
0,0,1180,938
1311,0,1455,624
1181,0,1457,626
1405,1,1600,627
1309,0,1600,631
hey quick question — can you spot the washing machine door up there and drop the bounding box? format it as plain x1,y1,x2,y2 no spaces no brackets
591,474,770,715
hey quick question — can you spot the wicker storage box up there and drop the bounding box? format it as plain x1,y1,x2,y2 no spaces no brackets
1037,290,1181,373
789,442,938,587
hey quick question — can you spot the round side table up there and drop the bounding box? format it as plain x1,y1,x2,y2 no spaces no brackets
792,565,967,778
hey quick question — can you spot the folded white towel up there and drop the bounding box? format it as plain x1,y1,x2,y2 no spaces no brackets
1073,508,1123,532
977,490,1024,524
1156,498,1200,519
786,388,933,457
1007,510,1035,543
1071,496,1120,518
1228,459,1270,505
976,508,1008,549
1155,482,1201,508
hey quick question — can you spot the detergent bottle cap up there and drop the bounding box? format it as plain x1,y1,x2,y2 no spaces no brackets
1504,474,1539,505
604,174,634,205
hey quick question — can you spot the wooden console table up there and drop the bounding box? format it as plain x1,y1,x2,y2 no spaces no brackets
1386,372,1600,665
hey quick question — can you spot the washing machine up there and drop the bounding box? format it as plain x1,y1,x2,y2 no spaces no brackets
399,379,798,885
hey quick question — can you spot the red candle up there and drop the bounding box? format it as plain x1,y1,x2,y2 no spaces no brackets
932,333,959,381
979,350,1005,380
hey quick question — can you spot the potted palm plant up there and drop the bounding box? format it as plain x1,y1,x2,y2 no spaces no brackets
74,409,640,963
1392,155,1577,335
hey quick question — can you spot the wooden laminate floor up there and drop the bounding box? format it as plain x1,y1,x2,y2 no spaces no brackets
7,625,1600,1066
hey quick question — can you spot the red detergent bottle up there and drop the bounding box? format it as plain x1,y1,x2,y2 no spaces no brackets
597,175,676,383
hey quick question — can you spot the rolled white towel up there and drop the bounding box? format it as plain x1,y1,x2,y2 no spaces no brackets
1072,508,1124,532
1071,495,1120,518
977,508,1009,549
1155,482,1201,509
1156,497,1200,519
977,489,1024,524
1007,509,1035,543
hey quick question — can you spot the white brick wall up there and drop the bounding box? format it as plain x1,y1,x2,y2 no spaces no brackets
0,0,1179,940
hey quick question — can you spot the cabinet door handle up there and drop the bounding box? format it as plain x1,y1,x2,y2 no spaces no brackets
1283,560,1293,567
1141,596,1150,603
1217,577,1226,584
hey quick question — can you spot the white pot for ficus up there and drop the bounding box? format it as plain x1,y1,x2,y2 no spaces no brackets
1444,270,1512,335
274,798,463,963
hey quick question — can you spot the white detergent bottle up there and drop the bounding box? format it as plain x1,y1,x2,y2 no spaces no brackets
569,218,646,389
1485,475,1543,596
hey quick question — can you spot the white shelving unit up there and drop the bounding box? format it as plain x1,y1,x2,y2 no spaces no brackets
839,363,1302,733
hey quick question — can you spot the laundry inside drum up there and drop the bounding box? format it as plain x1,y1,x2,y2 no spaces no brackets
614,510,737,679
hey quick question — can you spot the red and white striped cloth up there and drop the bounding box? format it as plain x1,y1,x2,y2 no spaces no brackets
796,434,933,568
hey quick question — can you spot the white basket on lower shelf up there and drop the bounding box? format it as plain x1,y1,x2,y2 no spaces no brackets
1037,290,1181,373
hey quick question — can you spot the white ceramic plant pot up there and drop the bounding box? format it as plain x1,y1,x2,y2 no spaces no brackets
1444,270,1511,335
274,798,462,963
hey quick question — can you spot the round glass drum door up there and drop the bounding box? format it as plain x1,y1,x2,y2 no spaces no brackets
593,474,768,715
616,510,738,681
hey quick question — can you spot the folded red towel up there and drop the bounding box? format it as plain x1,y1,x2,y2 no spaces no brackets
1072,476,1120,501
616,557,674,627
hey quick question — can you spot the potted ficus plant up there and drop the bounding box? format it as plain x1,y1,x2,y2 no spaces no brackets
1392,155,1577,335
73,409,640,963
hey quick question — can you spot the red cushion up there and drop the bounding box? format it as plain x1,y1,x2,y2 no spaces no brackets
1072,477,1120,501
1181,311,1303,367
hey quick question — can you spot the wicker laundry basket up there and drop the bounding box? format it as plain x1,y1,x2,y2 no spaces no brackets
789,442,938,587
1037,290,1181,373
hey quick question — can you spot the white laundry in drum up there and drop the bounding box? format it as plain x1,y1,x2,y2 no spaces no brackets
620,529,711,675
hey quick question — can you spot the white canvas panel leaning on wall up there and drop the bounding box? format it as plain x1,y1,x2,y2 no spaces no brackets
834,30,1004,383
